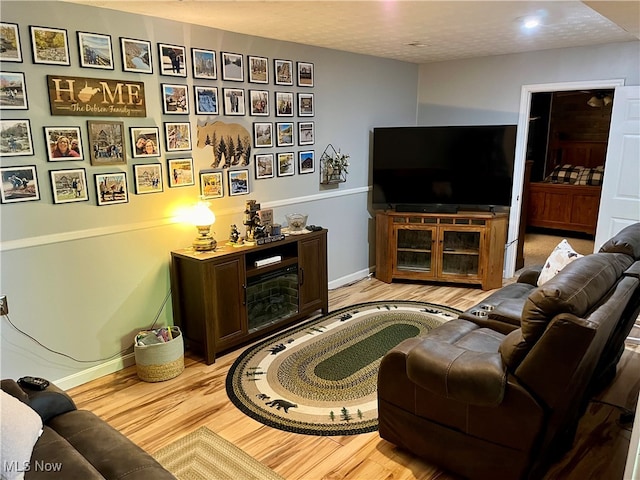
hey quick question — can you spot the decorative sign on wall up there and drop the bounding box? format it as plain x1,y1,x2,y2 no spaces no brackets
47,75,147,117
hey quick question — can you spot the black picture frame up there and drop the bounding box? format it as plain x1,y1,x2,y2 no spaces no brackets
199,170,224,199
0,23,22,63
298,121,315,146
120,37,153,74
0,165,40,203
254,153,274,179
228,168,250,196
298,92,314,117
253,122,273,148
297,61,314,87
249,90,269,116
77,31,114,70
194,86,218,115
277,152,295,177
248,55,268,84
0,72,28,110
30,25,70,65
274,59,293,85
44,126,83,161
95,172,128,206
0,119,33,157
133,163,163,194
298,150,315,174
158,43,187,77
87,120,126,166
49,168,88,204
168,158,195,187
192,48,216,79
164,122,192,152
130,126,161,158
275,91,293,117
161,83,189,115
223,88,245,115
276,122,294,147
221,52,244,82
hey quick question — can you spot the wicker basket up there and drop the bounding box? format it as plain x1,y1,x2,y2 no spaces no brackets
134,326,184,382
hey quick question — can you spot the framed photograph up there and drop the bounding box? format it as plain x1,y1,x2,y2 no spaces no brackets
158,43,186,77
87,120,126,166
276,122,294,147
0,72,28,110
277,152,295,177
223,88,245,116
299,150,315,174
168,158,195,187
249,90,269,116
120,37,153,74
49,168,88,204
130,126,161,158
77,32,113,69
254,153,274,179
221,52,244,82
30,26,70,65
95,172,128,206
194,86,218,115
228,169,249,196
274,59,293,85
0,165,39,203
248,55,268,84
164,122,192,152
297,61,314,87
275,91,293,117
192,48,216,79
133,163,163,194
1,119,33,157
298,121,315,146
162,83,189,114
253,122,273,148
0,23,22,62
199,170,223,199
44,126,83,161
298,92,314,116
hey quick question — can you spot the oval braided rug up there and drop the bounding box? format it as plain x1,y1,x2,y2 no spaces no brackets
225,300,460,436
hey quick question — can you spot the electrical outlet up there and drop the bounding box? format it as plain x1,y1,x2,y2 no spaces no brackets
0,295,8,315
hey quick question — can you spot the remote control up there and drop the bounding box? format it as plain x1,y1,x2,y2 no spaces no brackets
18,376,50,391
306,225,323,231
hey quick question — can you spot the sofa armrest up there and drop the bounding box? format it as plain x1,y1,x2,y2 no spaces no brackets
406,339,507,406
2,379,76,423
517,265,543,286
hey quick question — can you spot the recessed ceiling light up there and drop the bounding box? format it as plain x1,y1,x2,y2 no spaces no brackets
523,18,541,29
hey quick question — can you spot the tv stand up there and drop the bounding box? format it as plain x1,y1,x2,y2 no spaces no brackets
375,210,508,290
396,204,458,214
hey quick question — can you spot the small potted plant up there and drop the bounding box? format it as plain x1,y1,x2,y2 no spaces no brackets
321,144,349,184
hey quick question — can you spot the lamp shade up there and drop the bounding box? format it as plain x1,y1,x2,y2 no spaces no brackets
191,201,216,226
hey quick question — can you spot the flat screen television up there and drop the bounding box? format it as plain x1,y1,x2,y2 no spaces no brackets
372,125,517,212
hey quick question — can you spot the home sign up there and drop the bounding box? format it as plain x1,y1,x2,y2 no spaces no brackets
47,75,147,117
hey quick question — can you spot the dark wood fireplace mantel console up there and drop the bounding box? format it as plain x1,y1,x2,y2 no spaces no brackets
170,229,328,364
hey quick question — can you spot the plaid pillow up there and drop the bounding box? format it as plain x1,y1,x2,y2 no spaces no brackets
575,166,605,186
545,164,581,184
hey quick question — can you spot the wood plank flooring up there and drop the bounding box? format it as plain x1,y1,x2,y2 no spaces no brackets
68,277,640,480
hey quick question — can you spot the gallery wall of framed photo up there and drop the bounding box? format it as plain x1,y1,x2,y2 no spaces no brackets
0,17,318,207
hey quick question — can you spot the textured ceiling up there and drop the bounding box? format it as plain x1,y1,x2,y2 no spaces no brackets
63,1,639,64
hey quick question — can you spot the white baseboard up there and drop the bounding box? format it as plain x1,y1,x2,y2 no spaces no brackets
53,353,136,390
328,267,373,290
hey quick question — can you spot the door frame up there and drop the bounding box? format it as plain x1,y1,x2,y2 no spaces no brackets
504,78,626,278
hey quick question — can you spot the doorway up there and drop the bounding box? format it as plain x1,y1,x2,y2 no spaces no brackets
504,79,626,277
517,88,614,270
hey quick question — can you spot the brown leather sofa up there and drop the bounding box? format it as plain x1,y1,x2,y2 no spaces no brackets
378,223,640,480
1,379,176,479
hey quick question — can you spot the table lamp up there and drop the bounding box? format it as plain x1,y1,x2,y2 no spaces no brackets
191,201,217,251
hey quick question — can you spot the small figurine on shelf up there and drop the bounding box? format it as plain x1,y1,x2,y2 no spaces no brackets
254,224,268,240
243,199,262,243
229,224,241,244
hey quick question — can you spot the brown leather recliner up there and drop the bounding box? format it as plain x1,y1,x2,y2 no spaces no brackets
378,247,640,480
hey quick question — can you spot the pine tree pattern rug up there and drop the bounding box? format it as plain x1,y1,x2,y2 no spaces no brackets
225,301,460,436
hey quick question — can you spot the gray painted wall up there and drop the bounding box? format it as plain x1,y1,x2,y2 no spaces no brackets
417,41,640,125
0,1,418,385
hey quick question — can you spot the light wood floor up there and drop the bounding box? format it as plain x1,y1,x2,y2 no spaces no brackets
68,277,640,480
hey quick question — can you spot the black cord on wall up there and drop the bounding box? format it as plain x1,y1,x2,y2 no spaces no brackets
1,289,172,363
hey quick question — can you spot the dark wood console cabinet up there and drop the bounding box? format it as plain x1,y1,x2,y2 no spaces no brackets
376,211,508,290
170,229,328,364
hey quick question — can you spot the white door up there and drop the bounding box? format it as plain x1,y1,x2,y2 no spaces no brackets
595,86,640,250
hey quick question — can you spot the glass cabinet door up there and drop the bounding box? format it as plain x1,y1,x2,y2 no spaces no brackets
394,228,433,273
440,230,481,277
